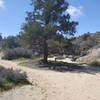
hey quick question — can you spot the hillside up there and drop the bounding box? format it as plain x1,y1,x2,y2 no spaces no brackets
72,32,100,56
71,32,100,65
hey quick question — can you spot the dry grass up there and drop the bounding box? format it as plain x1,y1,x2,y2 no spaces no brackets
0,66,29,91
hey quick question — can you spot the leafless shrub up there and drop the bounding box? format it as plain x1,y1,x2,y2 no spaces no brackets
2,47,33,60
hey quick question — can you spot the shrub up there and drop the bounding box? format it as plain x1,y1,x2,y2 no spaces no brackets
91,60,100,66
2,47,33,60
2,36,22,49
0,66,29,91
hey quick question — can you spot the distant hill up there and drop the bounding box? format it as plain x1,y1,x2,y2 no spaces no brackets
72,32,100,56
73,32,100,65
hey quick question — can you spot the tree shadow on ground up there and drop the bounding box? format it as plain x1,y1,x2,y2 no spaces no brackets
19,59,100,75
37,60,100,75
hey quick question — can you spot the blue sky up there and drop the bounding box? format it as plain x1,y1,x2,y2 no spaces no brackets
0,0,100,37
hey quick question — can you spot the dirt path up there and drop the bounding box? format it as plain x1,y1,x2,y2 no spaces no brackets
0,59,100,100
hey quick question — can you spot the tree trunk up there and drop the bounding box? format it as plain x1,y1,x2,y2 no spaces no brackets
43,38,48,63
43,20,49,63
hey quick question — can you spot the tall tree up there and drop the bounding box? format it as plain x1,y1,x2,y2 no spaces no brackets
21,0,78,63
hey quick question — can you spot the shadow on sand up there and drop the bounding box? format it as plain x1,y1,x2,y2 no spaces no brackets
37,60,100,75
20,60,100,75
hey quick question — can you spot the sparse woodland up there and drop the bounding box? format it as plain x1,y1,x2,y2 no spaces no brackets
0,0,100,96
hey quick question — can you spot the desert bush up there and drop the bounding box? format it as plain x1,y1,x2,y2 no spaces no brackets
90,60,100,66
0,66,29,91
2,47,33,60
1,36,22,49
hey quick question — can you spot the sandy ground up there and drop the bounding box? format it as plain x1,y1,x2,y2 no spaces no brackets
48,57,75,63
0,58,100,100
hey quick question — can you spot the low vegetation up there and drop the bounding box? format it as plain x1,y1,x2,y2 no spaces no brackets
0,66,29,92
91,60,100,66
2,47,33,60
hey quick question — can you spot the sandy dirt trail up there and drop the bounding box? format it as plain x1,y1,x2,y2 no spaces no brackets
0,59,100,100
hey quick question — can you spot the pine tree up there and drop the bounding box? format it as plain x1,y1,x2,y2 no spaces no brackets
21,0,78,63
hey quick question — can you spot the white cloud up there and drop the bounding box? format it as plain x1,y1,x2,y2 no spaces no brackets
67,5,83,18
0,0,5,9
